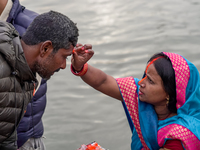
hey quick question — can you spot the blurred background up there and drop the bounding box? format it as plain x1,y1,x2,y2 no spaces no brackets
20,0,200,149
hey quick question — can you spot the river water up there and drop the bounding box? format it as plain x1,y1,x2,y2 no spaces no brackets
20,0,200,149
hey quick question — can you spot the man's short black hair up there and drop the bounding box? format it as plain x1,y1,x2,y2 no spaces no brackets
22,10,79,52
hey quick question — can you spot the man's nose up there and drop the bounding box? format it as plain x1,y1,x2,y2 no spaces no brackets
60,60,67,69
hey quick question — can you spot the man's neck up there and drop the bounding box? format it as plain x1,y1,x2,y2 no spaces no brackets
20,40,40,72
0,0,8,15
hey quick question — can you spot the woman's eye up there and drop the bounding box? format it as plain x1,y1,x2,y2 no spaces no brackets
148,77,154,84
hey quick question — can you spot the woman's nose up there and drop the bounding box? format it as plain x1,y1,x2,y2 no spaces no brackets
138,76,147,87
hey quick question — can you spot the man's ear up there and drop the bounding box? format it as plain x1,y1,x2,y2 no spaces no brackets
40,41,53,57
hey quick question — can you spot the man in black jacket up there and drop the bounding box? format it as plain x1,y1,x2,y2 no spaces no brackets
0,10,79,150
0,0,48,149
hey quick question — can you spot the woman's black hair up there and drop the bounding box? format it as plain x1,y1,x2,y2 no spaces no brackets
149,53,177,113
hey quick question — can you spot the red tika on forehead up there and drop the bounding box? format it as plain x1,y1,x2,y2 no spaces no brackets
138,56,164,85
162,52,190,109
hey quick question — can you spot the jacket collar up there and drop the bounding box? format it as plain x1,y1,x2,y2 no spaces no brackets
0,21,37,83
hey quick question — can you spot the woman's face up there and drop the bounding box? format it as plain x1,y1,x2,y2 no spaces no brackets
138,63,168,106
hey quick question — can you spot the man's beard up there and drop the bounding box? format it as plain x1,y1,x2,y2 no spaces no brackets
33,54,55,80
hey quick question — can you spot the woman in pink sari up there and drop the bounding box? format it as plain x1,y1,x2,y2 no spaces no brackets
71,44,200,150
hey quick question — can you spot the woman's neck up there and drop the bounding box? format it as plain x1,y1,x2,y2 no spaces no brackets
154,105,176,120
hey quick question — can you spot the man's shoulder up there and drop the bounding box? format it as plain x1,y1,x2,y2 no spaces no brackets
0,21,18,34
16,7,38,24
8,0,38,35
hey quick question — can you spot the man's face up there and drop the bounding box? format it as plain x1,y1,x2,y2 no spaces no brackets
34,45,73,80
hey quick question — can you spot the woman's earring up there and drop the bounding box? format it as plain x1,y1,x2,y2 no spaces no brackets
166,97,169,106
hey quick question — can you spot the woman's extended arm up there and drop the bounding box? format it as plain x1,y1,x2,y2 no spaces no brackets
71,43,122,101
81,64,123,101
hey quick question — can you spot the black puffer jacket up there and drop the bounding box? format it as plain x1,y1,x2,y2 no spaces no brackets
0,21,38,149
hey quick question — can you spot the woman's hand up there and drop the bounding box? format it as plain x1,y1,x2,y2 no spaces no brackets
71,43,94,71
